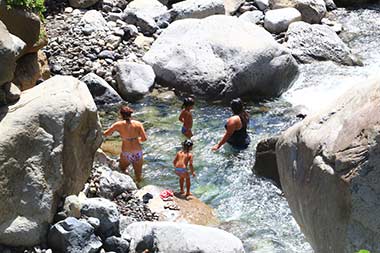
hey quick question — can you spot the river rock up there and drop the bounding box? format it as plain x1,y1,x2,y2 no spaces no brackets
0,21,25,86
143,15,299,100
253,136,281,188
80,10,108,31
48,217,103,253
264,7,302,34
80,73,123,105
115,61,155,101
295,0,326,24
63,194,85,219
103,236,130,253
255,0,270,10
125,221,245,253
324,0,336,10
276,77,380,252
285,21,362,66
81,198,120,239
224,0,245,15
3,82,20,104
334,0,369,6
0,1,41,54
239,10,264,24
0,76,102,246
13,52,41,90
38,51,51,81
170,0,225,21
97,166,137,200
69,0,100,8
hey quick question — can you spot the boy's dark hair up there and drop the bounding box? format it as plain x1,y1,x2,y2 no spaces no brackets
182,139,193,151
182,97,195,109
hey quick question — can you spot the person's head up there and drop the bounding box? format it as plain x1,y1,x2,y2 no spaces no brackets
182,97,195,109
230,98,244,115
182,139,193,152
120,106,133,120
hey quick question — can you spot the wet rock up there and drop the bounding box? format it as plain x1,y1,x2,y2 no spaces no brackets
115,61,155,101
239,10,264,25
143,15,299,100
97,166,137,199
170,0,225,21
103,236,130,253
264,7,302,34
48,217,102,253
285,21,362,66
81,198,120,239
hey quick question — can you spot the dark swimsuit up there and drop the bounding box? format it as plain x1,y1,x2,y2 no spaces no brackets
225,116,250,150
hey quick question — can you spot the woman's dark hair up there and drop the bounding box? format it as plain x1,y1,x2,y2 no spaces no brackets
182,97,195,109
120,106,133,121
230,98,249,127
182,139,193,152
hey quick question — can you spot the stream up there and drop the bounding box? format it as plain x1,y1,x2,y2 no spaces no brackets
100,4,380,252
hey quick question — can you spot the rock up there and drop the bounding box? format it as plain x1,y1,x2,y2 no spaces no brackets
103,236,130,253
285,21,362,66
170,0,225,21
126,221,245,253
115,61,155,101
239,10,264,25
224,0,245,15
87,217,101,229
269,0,297,8
3,82,20,104
38,50,51,81
123,0,167,34
63,195,83,219
324,0,336,10
80,10,108,31
48,217,103,253
264,7,302,34
134,185,219,225
255,0,270,10
334,0,369,6
253,136,281,188
123,24,139,40
295,0,326,24
0,1,41,54
81,198,120,239
276,77,380,253
80,73,123,105
69,0,100,8
95,149,119,170
144,15,299,100
97,166,137,199
13,52,41,91
321,18,342,33
0,76,102,246
0,21,25,86
133,34,154,49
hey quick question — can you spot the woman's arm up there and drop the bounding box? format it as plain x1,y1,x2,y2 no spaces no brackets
103,122,119,137
212,118,236,151
138,122,147,142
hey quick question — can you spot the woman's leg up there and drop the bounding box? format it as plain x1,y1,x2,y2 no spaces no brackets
132,156,144,183
119,153,130,174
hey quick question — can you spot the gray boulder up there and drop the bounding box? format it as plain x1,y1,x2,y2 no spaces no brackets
324,0,336,10
103,236,130,253
295,0,326,24
285,21,362,66
115,61,155,101
80,10,108,32
276,77,380,252
255,0,270,10
126,222,245,253
239,10,264,25
0,76,102,246
48,217,102,253
81,198,120,239
224,0,245,15
170,0,225,21
264,7,302,34
69,0,100,8
0,21,25,86
80,73,123,105
143,15,299,100
97,166,137,200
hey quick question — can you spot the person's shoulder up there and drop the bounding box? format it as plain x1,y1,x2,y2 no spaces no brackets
131,120,143,126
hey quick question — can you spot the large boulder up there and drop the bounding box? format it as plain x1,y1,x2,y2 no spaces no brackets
0,1,41,54
13,52,41,90
170,0,225,21
143,15,299,100
0,21,25,86
0,76,102,246
285,21,362,66
264,7,302,33
115,61,155,101
125,222,245,253
276,77,380,252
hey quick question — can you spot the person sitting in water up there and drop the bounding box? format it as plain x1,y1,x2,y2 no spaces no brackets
212,98,250,151
103,106,147,183
173,140,196,197
179,97,194,138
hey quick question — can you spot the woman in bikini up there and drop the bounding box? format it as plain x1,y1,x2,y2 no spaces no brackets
212,98,250,151
103,106,147,182
173,140,195,197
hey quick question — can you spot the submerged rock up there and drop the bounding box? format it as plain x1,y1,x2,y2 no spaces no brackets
0,76,102,246
143,15,299,101
276,77,380,252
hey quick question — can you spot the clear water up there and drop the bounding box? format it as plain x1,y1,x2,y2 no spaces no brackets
100,4,380,252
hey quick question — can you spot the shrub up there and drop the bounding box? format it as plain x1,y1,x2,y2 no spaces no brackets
5,0,45,16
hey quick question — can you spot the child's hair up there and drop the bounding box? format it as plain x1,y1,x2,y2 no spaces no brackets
120,106,133,121
182,97,195,109
182,139,193,152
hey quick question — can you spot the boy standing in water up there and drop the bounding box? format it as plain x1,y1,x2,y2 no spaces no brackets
173,140,196,197
179,97,194,138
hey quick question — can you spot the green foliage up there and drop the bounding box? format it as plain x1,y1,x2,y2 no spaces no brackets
357,250,370,253
5,0,45,16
